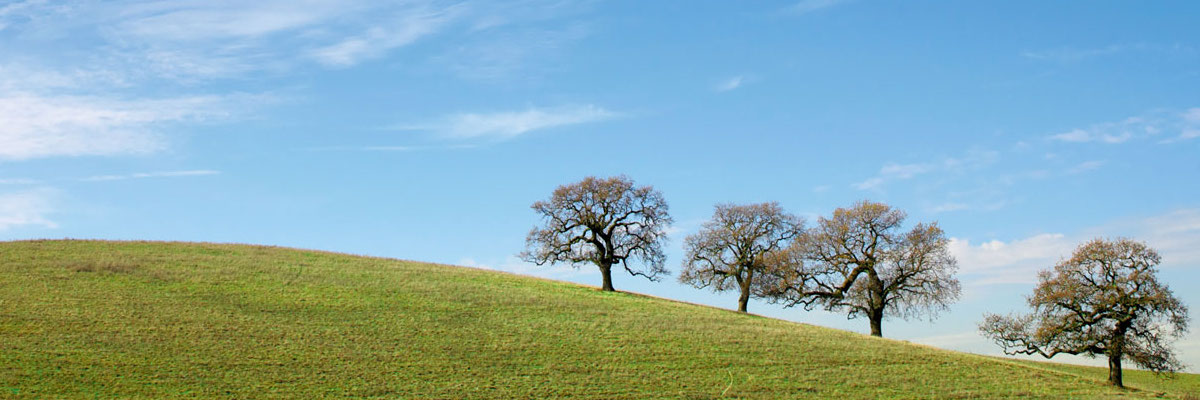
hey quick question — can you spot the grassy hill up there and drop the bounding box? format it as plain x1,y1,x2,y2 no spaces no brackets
1,240,1195,399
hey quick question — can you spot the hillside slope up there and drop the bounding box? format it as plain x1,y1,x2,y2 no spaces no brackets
0,240,1193,399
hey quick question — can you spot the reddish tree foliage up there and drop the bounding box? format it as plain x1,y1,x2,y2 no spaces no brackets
980,238,1190,388
520,176,672,292
678,202,803,313
764,201,960,337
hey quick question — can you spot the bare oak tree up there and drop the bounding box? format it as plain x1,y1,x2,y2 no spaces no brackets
520,176,672,292
979,238,1190,388
678,202,803,313
764,200,960,337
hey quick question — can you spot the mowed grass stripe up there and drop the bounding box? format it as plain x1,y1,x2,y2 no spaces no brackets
0,240,1193,399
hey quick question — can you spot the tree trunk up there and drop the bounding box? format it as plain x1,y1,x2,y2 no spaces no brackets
599,264,615,292
1108,319,1130,387
1108,354,1123,388
737,284,751,313
736,268,753,313
868,307,884,337
867,270,884,337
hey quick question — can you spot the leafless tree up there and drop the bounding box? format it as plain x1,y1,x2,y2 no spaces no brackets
678,202,803,313
979,238,1190,388
520,176,672,292
764,200,960,337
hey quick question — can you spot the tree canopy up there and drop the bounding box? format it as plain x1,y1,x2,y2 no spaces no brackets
979,238,1190,387
678,202,803,312
764,200,960,337
520,176,672,291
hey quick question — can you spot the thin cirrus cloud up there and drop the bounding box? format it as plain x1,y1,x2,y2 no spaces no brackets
1021,43,1197,63
0,93,250,161
107,0,458,72
0,188,58,231
1065,160,1105,175
788,0,850,15
1048,108,1200,144
853,149,999,190
308,6,462,68
397,105,618,141
80,170,221,182
0,1,469,82
715,76,745,92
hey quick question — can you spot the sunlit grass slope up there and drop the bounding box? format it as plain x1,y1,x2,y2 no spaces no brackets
1,240,1195,399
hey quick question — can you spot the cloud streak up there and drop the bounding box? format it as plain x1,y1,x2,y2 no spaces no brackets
400,105,617,141
715,76,745,92
1022,43,1196,63
854,149,999,190
0,188,57,231
0,93,250,161
80,170,221,182
1065,160,1105,174
1049,108,1200,144
788,0,850,15
309,6,460,68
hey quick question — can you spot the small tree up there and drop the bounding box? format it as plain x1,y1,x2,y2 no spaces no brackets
678,202,803,313
765,200,960,337
520,176,672,292
980,238,1190,388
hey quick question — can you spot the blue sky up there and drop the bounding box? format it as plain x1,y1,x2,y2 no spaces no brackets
2,0,1199,370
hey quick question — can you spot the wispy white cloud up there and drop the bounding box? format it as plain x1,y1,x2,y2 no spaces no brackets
787,0,850,15
303,144,479,152
0,188,57,231
114,0,351,41
715,75,745,92
854,149,998,190
0,178,38,185
1022,43,1196,63
111,0,461,73
1021,45,1128,62
0,0,46,32
309,6,460,68
0,1,480,82
1166,107,1200,142
400,104,617,141
1049,128,1131,144
951,208,1200,285
929,202,969,213
80,170,221,182
1117,209,1200,267
435,23,590,82
1064,160,1105,174
1049,108,1200,144
0,93,252,161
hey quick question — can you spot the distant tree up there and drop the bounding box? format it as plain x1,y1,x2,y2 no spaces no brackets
520,176,672,292
678,202,803,313
979,238,1190,388
765,200,960,337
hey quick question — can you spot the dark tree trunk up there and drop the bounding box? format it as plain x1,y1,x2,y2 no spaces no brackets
737,284,751,313
1108,354,1123,388
868,307,884,337
1108,319,1130,387
599,264,615,292
736,268,753,313
867,271,885,337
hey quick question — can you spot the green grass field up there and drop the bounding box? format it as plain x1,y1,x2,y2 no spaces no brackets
1,240,1196,399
